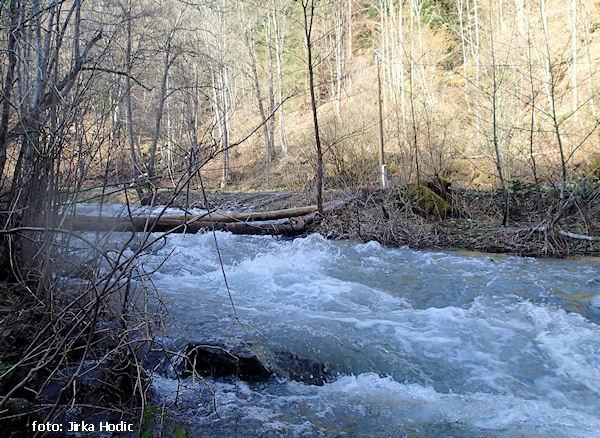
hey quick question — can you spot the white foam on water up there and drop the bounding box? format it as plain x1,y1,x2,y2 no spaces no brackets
152,370,600,437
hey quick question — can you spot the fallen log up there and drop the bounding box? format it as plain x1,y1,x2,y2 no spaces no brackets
557,230,600,242
66,214,314,236
160,204,319,223
65,199,347,236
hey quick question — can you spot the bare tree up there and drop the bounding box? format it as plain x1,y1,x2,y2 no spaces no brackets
240,3,274,184
271,0,289,155
124,0,146,201
300,0,324,214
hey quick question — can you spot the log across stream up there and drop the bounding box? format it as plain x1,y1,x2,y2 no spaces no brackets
65,200,346,236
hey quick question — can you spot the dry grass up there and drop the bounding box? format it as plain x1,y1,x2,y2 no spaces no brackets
317,184,600,257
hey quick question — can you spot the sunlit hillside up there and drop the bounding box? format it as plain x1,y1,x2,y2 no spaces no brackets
4,1,596,196
183,0,600,192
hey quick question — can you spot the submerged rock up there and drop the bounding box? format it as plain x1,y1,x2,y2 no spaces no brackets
266,351,330,386
180,342,331,385
183,342,272,383
587,295,600,322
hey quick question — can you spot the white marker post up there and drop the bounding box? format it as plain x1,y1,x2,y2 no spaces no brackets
381,164,388,190
377,56,387,190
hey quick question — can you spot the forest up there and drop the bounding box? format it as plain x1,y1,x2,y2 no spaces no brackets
1,0,600,436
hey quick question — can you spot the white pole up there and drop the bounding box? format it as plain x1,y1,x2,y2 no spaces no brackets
381,164,388,189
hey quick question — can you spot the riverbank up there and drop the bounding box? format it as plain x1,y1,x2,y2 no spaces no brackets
318,186,600,258
148,185,600,258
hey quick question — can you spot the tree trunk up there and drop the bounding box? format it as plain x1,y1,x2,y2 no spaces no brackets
266,15,276,160
489,1,509,226
147,9,181,200
244,29,272,183
272,2,288,155
333,2,344,122
219,67,230,188
570,0,578,119
302,0,324,214
0,0,19,181
125,0,145,202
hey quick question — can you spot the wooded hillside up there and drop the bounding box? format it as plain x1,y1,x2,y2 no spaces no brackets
2,0,599,202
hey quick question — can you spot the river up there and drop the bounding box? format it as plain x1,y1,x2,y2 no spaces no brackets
108,229,599,437
66,202,600,436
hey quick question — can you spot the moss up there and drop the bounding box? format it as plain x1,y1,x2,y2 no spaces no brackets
427,176,453,201
408,184,452,219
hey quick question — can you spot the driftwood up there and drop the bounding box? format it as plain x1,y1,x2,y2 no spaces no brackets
66,214,315,236
65,199,347,236
556,230,600,242
533,225,600,242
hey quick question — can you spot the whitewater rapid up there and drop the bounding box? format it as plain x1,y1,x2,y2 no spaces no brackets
122,231,600,437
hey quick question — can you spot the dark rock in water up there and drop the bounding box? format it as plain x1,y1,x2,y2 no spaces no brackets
268,351,330,386
39,356,148,409
183,342,272,383
180,341,331,385
39,363,103,406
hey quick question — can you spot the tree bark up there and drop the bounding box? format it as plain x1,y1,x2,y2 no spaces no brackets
219,67,230,187
244,28,272,182
147,33,174,201
65,200,348,236
272,2,288,155
0,0,19,181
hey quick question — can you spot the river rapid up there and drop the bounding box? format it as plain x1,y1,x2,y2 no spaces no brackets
110,229,599,438
68,201,600,437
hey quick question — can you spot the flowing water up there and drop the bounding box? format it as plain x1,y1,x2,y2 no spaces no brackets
118,230,600,437
69,209,600,437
